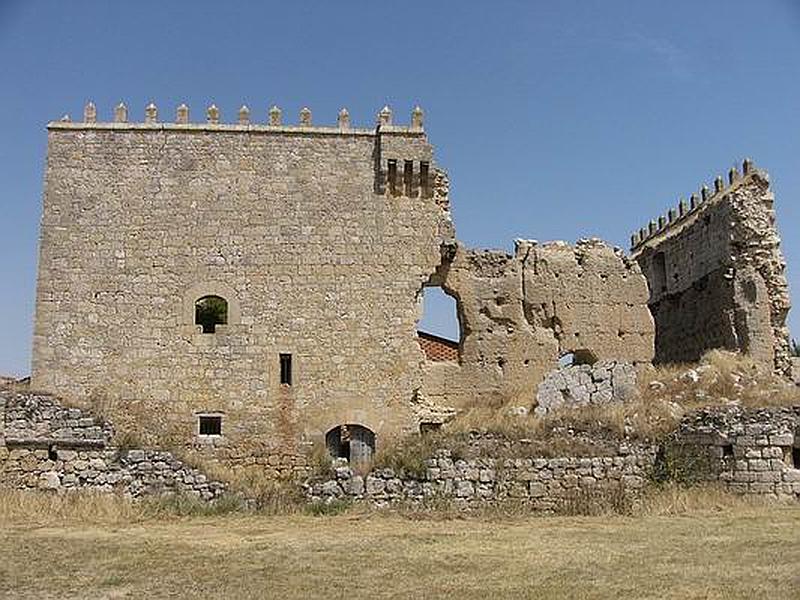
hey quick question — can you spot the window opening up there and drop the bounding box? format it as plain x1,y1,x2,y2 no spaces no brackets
195,295,228,333
417,286,461,362
387,159,398,195
652,252,667,293
198,415,222,436
793,447,800,469
280,353,292,385
722,444,734,458
48,444,58,461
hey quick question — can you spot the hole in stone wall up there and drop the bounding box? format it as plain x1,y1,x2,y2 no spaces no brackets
326,424,375,465
195,295,228,333
47,444,57,461
722,444,734,458
420,422,442,435
793,447,800,469
559,349,598,367
743,279,758,303
418,286,461,362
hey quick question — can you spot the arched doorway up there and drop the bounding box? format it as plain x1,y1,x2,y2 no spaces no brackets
325,424,376,465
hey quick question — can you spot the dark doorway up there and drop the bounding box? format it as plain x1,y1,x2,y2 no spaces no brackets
326,424,376,465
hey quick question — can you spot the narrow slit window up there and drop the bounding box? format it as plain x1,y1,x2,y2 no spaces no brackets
387,160,397,195
198,415,222,436
404,160,414,196
419,162,430,197
280,353,293,386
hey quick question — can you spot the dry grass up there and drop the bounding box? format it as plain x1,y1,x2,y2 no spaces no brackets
422,350,800,454
0,488,797,599
640,349,799,409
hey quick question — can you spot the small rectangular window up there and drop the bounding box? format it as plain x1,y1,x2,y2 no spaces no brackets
280,353,293,386
198,415,222,436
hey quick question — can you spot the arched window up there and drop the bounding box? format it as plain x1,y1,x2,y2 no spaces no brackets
195,295,228,333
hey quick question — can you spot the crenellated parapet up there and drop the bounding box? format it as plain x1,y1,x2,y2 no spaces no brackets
630,158,758,252
50,101,427,136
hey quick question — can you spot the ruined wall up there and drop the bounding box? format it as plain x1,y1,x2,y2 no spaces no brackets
422,239,654,411
668,406,800,497
631,161,791,376
311,405,800,506
310,447,654,509
534,361,637,416
31,102,453,459
0,390,226,499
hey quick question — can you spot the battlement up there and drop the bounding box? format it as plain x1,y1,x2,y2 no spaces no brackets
630,158,763,253
49,101,426,136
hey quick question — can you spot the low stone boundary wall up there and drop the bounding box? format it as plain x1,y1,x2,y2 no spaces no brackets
1,446,225,500
668,406,800,497
308,448,656,509
3,389,799,507
1,390,226,500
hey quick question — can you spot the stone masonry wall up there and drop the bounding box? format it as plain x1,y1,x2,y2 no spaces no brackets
0,390,226,500
666,406,800,497
310,447,655,509
534,361,637,416
31,103,454,459
632,162,791,376
422,239,654,411
311,406,800,507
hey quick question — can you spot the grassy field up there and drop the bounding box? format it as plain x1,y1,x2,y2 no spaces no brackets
1,491,799,599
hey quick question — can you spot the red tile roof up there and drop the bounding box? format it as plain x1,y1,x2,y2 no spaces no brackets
417,331,459,362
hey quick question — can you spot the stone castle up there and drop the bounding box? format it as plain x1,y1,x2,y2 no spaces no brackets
27,100,795,469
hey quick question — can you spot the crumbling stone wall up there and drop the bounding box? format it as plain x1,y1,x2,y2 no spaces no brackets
631,162,791,376
310,447,655,509
0,390,226,499
666,406,800,497
31,102,454,459
534,361,637,416
311,406,800,506
422,239,654,410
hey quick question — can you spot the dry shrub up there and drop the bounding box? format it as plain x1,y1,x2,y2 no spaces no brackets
372,431,455,477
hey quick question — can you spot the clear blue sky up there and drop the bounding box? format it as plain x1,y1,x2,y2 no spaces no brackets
0,0,798,375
